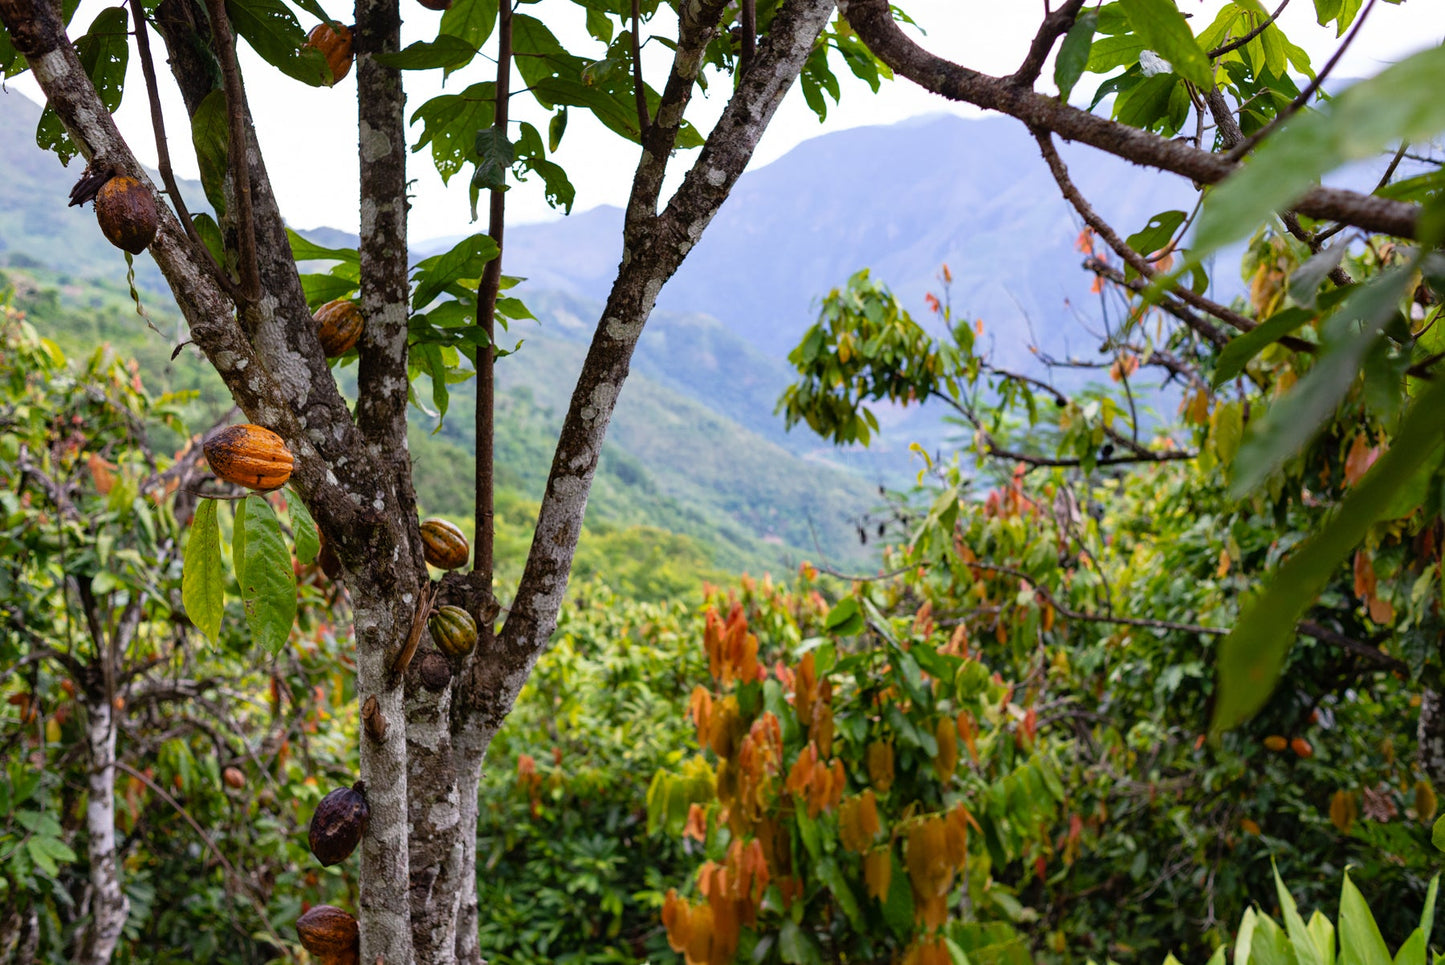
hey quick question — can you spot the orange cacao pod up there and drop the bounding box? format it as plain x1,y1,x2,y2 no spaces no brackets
419,517,469,569
222,766,246,790
313,298,364,356
429,605,478,657
95,176,158,255
203,424,293,491
296,904,359,964
1290,737,1313,759
305,21,354,84
1263,735,1287,752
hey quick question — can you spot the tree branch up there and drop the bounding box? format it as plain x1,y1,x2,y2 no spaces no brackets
201,0,260,306
1207,0,1288,58
837,0,1420,238
1009,0,1085,88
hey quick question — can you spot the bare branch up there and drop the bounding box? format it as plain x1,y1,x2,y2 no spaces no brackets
1010,0,1086,88
1207,0,1288,58
837,0,1420,238
201,0,260,306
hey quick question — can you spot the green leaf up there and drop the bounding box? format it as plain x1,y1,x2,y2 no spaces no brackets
26,838,58,877
1421,876,1438,949
300,272,359,308
373,36,478,69
1432,813,1445,852
239,495,297,655
191,90,231,217
517,155,574,214
881,850,914,938
287,227,358,263
1212,306,1316,386
778,920,821,965
182,498,224,645
289,495,319,565
411,232,499,308
226,0,331,86
36,108,79,166
1054,11,1096,102
824,597,863,635
410,82,496,184
193,213,227,268
472,127,514,192
1211,366,1445,734
232,494,248,578
75,7,130,113
815,857,864,930
1275,865,1327,965
548,107,568,152
1289,245,1348,308
1192,45,1445,262
1230,265,1414,495
1125,209,1186,259
1340,873,1393,965
439,0,497,73
1118,0,1213,87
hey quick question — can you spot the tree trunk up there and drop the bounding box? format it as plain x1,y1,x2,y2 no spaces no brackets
1419,686,1445,789
76,695,127,965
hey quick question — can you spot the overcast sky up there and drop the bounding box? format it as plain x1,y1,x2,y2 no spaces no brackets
8,0,1441,242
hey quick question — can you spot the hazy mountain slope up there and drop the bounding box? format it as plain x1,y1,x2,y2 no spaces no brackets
499,114,1198,368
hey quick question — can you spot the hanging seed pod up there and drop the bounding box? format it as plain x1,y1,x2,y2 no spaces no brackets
304,21,354,85
296,904,359,965
94,176,159,255
308,782,368,866
313,298,364,356
419,517,469,570
429,605,478,658
203,424,294,491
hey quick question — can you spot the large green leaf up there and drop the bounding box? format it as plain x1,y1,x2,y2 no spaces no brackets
75,6,130,112
239,494,297,654
439,0,497,74
411,232,499,308
1212,306,1316,387
231,493,248,577
1275,865,1328,965
373,36,478,70
287,227,359,263
410,82,496,183
1211,369,1445,734
191,90,230,217
1192,45,1445,261
182,498,224,644
226,0,330,86
1340,874,1394,965
1229,264,1414,495
1118,0,1213,87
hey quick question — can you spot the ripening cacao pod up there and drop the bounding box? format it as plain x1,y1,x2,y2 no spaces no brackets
1263,735,1288,752
429,605,478,657
95,176,159,254
419,517,469,569
304,21,354,85
222,766,246,790
296,904,359,965
203,424,293,491
313,298,364,356
308,782,368,866
1290,737,1313,759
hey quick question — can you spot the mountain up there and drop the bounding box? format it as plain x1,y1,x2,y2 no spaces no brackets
496,113,1199,369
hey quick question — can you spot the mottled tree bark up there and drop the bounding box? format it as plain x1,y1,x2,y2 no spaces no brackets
76,695,126,965
1419,687,1445,789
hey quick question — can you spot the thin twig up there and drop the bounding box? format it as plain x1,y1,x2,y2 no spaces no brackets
1207,0,1288,58
112,760,284,948
129,0,240,300
1010,0,1086,88
1225,0,1379,163
203,0,261,306
739,0,756,72
631,0,650,135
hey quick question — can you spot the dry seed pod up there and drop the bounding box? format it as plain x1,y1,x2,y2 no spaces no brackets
304,21,354,84
313,298,364,356
203,424,294,491
308,782,368,866
418,651,452,691
296,904,359,965
429,605,478,657
95,176,159,255
419,517,469,569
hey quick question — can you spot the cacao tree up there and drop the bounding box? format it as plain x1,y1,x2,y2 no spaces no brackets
2,0,1441,961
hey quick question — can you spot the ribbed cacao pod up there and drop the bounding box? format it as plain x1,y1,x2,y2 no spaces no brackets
312,298,364,356
308,782,368,866
95,176,158,255
419,517,469,569
203,424,294,491
222,766,246,790
304,21,354,85
296,904,359,965
429,605,478,657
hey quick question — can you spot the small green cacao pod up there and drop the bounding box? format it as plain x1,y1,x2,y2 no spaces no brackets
419,517,469,570
429,605,478,657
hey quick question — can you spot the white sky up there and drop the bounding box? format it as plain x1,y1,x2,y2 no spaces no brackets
9,0,1442,242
